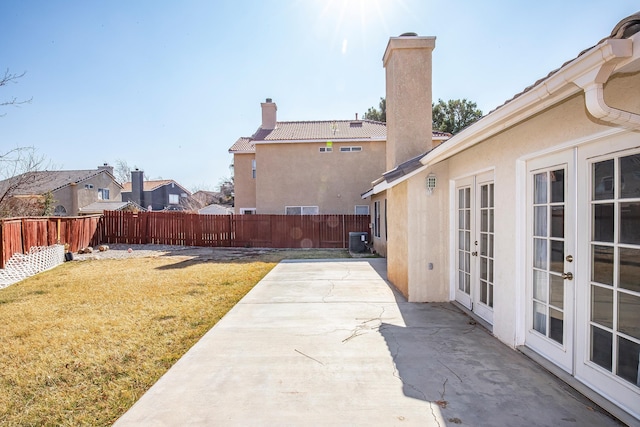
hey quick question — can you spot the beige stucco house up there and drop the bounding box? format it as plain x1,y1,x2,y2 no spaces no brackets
0,163,122,216
228,99,450,215
363,13,640,424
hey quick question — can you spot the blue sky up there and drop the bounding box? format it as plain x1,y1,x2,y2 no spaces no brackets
0,1,637,191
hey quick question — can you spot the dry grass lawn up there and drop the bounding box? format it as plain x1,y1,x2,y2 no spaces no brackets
0,249,350,426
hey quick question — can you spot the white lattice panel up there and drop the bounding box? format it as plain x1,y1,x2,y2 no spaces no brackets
0,245,65,289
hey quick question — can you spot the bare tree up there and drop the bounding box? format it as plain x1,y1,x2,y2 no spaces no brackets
114,158,132,184
1,69,32,115
0,147,51,217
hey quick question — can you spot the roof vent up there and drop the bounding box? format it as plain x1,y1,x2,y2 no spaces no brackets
400,32,418,37
265,98,272,103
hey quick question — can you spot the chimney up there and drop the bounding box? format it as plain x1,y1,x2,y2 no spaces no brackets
131,169,144,207
383,33,436,170
97,162,114,176
70,182,79,216
261,98,277,130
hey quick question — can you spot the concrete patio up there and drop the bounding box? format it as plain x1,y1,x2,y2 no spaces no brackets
115,258,622,426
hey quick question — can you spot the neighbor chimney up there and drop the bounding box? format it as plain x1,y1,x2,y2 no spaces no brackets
97,162,114,176
383,33,436,170
261,98,277,130
131,169,144,207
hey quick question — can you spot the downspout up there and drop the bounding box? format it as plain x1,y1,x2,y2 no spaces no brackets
573,38,640,130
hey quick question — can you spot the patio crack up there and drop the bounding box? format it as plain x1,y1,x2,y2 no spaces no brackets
322,280,336,303
342,305,386,343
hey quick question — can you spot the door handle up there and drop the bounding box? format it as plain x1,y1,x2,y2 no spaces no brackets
562,272,573,280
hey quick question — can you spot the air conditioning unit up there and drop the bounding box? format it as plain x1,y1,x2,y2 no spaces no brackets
349,232,368,253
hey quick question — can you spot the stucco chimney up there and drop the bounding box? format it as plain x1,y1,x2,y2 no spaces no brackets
383,33,436,170
131,169,144,207
261,98,277,130
97,162,114,176
70,182,79,216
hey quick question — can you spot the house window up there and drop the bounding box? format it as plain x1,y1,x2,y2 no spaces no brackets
374,201,381,238
355,205,369,215
252,159,256,179
53,205,67,216
169,194,179,204
319,147,333,153
340,146,362,152
285,206,319,215
98,188,109,200
240,208,256,215
84,184,94,189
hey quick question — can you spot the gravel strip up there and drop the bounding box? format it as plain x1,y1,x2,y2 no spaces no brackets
71,244,282,262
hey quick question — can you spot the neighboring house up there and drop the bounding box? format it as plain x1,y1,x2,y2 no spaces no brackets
0,163,122,216
228,98,451,215
363,13,640,423
121,169,193,211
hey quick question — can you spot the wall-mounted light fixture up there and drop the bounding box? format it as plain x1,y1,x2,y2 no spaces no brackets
426,173,437,195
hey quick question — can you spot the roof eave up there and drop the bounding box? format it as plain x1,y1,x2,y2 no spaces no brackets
419,37,638,170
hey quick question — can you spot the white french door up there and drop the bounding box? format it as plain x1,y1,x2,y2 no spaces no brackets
575,143,640,419
526,151,575,373
455,172,495,324
526,141,640,420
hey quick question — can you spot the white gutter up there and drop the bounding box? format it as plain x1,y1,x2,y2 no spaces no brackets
573,39,640,129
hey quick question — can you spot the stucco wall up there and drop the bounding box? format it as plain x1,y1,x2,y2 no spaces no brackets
399,70,640,347
386,181,409,296
233,153,257,214
255,140,385,214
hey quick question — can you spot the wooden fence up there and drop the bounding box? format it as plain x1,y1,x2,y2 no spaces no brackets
0,212,371,269
0,215,102,269
101,211,370,249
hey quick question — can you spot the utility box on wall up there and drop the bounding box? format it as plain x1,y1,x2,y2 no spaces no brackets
349,232,368,253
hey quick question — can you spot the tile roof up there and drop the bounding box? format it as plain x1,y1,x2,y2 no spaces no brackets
0,169,118,195
230,119,387,153
230,119,449,153
122,179,191,194
79,200,146,214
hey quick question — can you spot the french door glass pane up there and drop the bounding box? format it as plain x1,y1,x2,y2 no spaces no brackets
550,274,564,309
617,337,640,386
620,154,640,199
592,245,614,286
551,169,564,203
593,204,614,242
534,302,547,335
551,206,564,238
620,202,640,245
534,206,547,237
550,241,564,273
591,325,613,371
535,173,547,203
533,238,547,269
619,247,640,292
549,308,563,344
481,281,487,304
533,270,548,302
593,159,614,200
591,285,613,329
618,292,640,340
